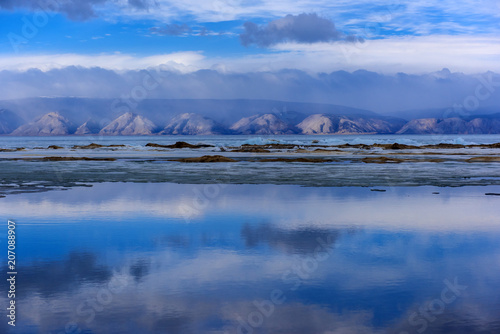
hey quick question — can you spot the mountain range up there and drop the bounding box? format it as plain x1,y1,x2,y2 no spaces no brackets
160,113,226,135
0,98,499,135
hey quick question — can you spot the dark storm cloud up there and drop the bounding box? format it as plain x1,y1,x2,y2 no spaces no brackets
240,13,361,47
0,0,150,21
150,23,192,36
128,0,156,10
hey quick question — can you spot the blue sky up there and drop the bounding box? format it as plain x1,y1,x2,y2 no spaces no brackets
0,0,499,74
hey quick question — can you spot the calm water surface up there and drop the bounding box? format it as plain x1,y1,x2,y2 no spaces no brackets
1,183,500,334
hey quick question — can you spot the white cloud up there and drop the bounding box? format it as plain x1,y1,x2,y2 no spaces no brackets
106,0,500,30
209,35,500,74
264,35,500,74
0,52,205,72
1,35,499,74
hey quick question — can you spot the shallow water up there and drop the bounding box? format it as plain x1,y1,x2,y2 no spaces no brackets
1,135,500,197
1,134,500,149
1,183,499,333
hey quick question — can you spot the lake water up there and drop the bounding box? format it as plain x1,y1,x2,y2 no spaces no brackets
2,134,500,149
1,135,500,195
1,183,500,334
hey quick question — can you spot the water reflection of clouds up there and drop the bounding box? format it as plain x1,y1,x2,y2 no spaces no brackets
4,259,500,334
2,235,500,333
241,223,340,254
1,183,500,231
2,183,500,333
17,252,112,297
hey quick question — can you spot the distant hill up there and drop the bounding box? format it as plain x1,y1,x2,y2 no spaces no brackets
11,112,74,136
397,117,500,134
160,113,227,135
230,114,296,135
297,114,405,134
0,97,377,127
1,98,500,135
99,113,157,135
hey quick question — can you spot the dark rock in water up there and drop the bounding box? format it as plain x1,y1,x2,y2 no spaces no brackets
145,143,169,148
146,141,214,149
312,140,319,143
337,143,372,150
362,157,404,164
232,147,271,153
370,189,386,192
170,155,237,163
73,143,104,149
40,157,116,161
258,158,332,163
485,193,500,196
309,142,500,150
467,143,500,148
466,156,500,162
167,141,214,148
239,143,298,150
483,143,500,148
387,143,419,150
231,142,334,152
47,145,63,149
0,147,25,152
422,143,465,149
432,192,440,194
72,143,125,149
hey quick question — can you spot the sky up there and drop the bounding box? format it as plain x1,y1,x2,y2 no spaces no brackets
0,0,499,109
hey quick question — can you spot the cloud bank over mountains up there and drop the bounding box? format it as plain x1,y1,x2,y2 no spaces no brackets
0,67,499,114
